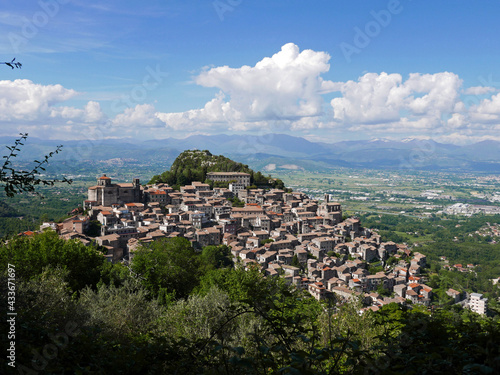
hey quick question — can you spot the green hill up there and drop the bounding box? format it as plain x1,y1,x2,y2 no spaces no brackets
148,149,286,190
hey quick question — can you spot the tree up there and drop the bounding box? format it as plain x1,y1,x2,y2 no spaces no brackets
200,245,234,270
291,254,302,269
131,237,201,300
1,133,72,197
0,230,106,292
78,279,164,340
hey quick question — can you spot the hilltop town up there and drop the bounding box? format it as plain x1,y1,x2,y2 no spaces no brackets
39,151,489,315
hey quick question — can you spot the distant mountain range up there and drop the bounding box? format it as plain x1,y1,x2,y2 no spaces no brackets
2,134,500,173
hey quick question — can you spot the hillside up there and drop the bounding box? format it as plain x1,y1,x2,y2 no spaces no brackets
5,134,500,173
148,149,286,189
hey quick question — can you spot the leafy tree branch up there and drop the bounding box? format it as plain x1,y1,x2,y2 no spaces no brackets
1,133,72,197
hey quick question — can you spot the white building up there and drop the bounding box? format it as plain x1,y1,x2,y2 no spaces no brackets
469,293,488,315
206,172,251,187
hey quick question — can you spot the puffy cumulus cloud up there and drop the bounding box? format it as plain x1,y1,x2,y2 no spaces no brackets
50,101,106,123
452,93,500,128
111,104,164,128
404,72,462,116
0,79,77,121
0,80,107,140
156,94,237,131
331,72,408,124
3,47,500,144
141,43,498,142
471,93,500,117
83,101,105,123
155,43,336,132
331,72,463,131
196,43,333,118
447,113,467,129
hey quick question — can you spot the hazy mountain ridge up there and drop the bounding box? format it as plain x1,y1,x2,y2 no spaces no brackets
2,134,500,173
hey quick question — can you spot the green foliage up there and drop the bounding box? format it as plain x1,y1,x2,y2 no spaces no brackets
369,304,500,373
228,195,245,207
2,208,499,373
131,237,201,300
361,213,500,301
368,264,384,275
291,254,301,268
318,299,386,369
98,261,134,288
149,149,252,186
0,184,85,238
148,149,287,190
195,265,268,302
189,266,353,374
2,237,499,374
0,133,72,197
160,286,236,342
0,230,105,292
78,279,164,340
201,244,234,271
85,219,101,237
1,266,170,374
327,251,341,258
376,283,391,297
9,267,80,332
386,256,398,266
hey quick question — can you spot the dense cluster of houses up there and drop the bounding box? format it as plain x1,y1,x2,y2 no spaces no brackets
37,173,445,311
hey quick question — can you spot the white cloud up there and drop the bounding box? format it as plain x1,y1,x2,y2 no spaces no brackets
447,113,467,129
331,72,407,124
50,101,106,123
404,72,462,116
111,104,163,128
195,43,333,119
2,45,500,144
472,93,500,116
330,71,463,134
0,79,77,121
155,43,335,131
0,79,109,139
464,86,496,95
436,131,500,145
0,79,107,125
458,93,500,128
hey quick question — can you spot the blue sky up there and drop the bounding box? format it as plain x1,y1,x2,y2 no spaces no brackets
1,0,500,144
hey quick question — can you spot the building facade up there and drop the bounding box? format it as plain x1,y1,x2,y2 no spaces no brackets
469,293,488,315
206,172,251,187
86,174,143,207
